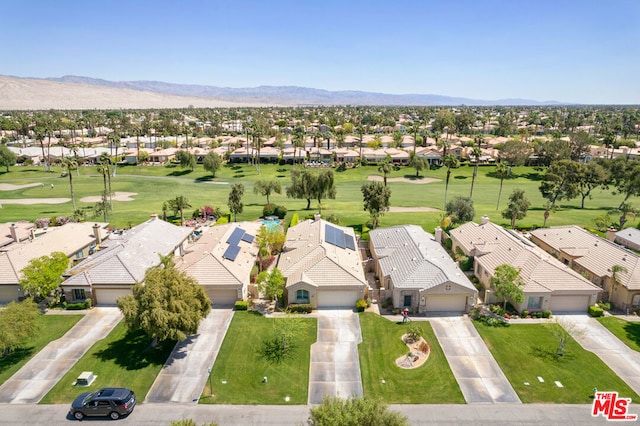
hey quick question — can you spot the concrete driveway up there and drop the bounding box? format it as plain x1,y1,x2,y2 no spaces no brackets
430,316,521,404
308,309,363,404
557,314,640,396
0,307,122,404
145,308,234,403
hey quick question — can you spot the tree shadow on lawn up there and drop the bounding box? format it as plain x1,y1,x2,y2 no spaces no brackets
195,175,215,182
168,170,192,177
0,347,34,374
623,322,640,348
93,330,175,371
532,346,575,362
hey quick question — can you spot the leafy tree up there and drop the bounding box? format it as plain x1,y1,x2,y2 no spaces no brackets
568,130,594,161
538,138,571,166
539,159,582,208
253,179,282,204
0,300,41,356
287,169,336,210
577,161,609,209
604,158,640,209
494,162,510,210
19,251,69,298
498,139,530,166
202,152,222,177
616,203,637,230
490,264,525,310
227,183,244,222
167,195,192,226
361,181,391,229
308,396,408,426
176,150,196,171
442,154,459,208
0,144,17,172
445,196,475,224
260,315,308,363
501,188,530,229
117,261,211,347
256,268,285,305
408,151,427,178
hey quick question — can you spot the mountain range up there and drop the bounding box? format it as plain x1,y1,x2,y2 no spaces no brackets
0,74,562,110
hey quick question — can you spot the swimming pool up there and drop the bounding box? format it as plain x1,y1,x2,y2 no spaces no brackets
262,215,282,232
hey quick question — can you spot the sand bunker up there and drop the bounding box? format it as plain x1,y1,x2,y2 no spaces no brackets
368,176,441,184
0,198,70,205
389,206,440,213
79,192,137,202
0,183,45,191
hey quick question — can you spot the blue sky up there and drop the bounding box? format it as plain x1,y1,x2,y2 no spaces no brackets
1,0,638,104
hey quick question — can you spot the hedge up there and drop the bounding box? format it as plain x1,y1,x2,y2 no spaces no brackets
588,305,604,317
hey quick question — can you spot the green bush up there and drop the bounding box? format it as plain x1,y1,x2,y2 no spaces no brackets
274,205,288,219
288,303,313,313
589,305,604,317
263,204,288,219
444,238,452,250
355,299,367,312
475,315,509,327
234,301,248,311
521,310,529,318
289,213,300,228
597,301,611,311
542,310,552,318
458,256,474,271
65,300,91,310
216,215,229,224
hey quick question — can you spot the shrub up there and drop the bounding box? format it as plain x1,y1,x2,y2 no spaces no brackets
289,213,300,228
521,310,529,318
444,238,452,250
458,256,474,271
263,204,276,217
355,299,367,312
406,323,422,341
542,310,552,318
589,305,604,317
597,301,611,311
476,315,509,327
234,301,248,311
35,217,51,228
216,215,229,224
274,205,288,219
65,300,91,310
468,307,482,320
336,162,347,172
288,303,313,313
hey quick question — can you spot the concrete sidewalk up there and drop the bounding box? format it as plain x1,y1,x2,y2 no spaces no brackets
430,316,521,404
557,314,640,396
144,308,234,403
0,307,122,404
308,309,363,404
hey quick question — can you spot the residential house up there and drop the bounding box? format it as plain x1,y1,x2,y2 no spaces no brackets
60,216,192,305
530,226,640,310
612,227,640,252
279,217,367,308
0,222,109,304
176,222,261,306
369,225,477,314
148,148,177,164
451,218,600,313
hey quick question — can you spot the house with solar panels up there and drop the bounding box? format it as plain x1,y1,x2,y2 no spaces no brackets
279,217,367,308
176,221,261,306
369,225,477,314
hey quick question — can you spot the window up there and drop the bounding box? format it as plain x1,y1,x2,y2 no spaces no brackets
527,296,543,309
296,289,310,303
73,289,86,300
403,295,412,307
633,294,640,307
386,278,391,290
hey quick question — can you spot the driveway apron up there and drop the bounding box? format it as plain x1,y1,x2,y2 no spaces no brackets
0,307,123,404
308,309,363,404
430,316,521,403
145,308,234,403
557,314,640,396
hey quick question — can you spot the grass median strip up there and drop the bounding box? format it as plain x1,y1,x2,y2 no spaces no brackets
474,321,639,403
596,317,640,352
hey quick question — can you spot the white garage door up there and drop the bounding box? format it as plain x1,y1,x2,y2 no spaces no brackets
550,295,590,313
0,285,19,304
318,290,359,308
425,295,466,313
206,289,238,307
95,289,131,306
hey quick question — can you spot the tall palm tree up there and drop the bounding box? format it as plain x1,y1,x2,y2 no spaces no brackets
378,155,392,187
169,195,192,226
99,153,113,209
443,154,459,208
469,145,482,199
61,157,78,212
495,162,510,210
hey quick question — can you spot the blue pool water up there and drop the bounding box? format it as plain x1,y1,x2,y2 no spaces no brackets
262,216,281,232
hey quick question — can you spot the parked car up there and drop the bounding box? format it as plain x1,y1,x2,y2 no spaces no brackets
69,387,136,420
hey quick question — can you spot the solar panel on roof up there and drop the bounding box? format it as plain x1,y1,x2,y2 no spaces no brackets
222,244,241,261
325,224,347,249
241,233,255,243
344,234,356,251
226,227,245,245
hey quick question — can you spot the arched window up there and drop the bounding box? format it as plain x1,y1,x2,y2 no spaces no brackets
296,289,310,303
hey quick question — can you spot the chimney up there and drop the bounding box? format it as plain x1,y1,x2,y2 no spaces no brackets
314,213,321,221
606,227,617,242
9,223,18,243
92,223,102,244
435,226,442,244
481,215,490,225
150,213,158,220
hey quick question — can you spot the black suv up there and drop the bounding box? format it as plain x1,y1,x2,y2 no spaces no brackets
69,387,136,420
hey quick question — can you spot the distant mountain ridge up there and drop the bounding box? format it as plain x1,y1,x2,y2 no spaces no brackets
42,75,561,106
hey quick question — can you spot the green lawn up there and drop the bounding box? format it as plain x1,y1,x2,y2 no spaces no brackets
202,311,317,405
0,314,82,387
358,313,465,403
0,161,633,232
474,321,639,403
39,320,175,404
597,317,640,352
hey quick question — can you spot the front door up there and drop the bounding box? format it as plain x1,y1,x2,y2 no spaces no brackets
403,295,412,307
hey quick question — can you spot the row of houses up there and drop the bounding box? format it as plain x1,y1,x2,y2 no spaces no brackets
2,214,639,314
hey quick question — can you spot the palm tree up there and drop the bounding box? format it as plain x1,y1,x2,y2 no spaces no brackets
443,154,459,208
169,196,192,226
61,157,78,212
495,162,510,210
292,126,305,164
98,153,113,209
378,155,392,187
469,145,482,199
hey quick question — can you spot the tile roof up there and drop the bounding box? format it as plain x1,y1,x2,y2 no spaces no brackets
454,221,601,294
369,225,476,292
615,227,640,246
279,219,366,289
530,225,640,290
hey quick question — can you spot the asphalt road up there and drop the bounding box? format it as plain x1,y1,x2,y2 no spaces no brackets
0,403,625,425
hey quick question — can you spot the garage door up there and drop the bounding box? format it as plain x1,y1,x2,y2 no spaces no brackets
425,295,466,313
206,288,238,307
94,289,131,306
0,285,20,304
550,295,590,312
318,290,359,308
